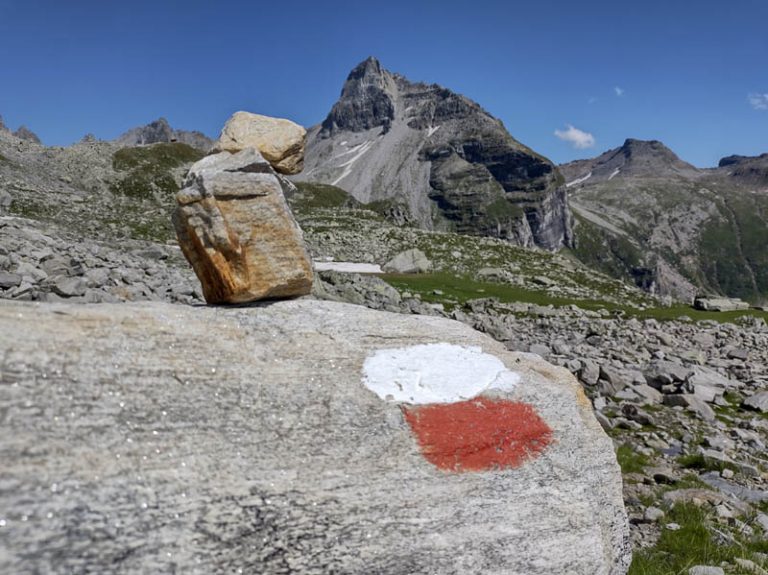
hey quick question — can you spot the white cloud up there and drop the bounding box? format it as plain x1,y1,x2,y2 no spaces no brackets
588,96,598,104
614,86,625,97
554,124,595,149
748,93,768,110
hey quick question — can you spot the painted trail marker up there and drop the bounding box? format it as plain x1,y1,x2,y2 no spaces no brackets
362,343,553,472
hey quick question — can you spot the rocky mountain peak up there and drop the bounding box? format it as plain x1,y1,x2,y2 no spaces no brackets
13,125,42,144
0,115,8,132
115,117,213,151
619,138,688,168
562,138,698,184
302,58,572,250
350,56,386,79
320,57,397,136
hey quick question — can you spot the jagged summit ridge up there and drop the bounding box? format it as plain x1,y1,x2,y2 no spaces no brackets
299,58,572,251
321,57,397,135
115,117,212,151
0,115,43,144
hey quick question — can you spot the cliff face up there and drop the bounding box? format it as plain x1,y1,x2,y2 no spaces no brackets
297,57,572,250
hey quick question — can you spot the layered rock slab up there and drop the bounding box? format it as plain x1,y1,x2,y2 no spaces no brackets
0,299,630,574
173,148,313,303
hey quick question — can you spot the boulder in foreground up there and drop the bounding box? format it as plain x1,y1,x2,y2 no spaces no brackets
173,148,313,303
214,111,306,174
0,299,630,574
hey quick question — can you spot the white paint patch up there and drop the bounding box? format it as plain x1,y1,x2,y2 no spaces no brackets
331,140,374,185
362,343,520,405
427,125,441,137
565,172,592,188
608,167,620,180
313,262,383,273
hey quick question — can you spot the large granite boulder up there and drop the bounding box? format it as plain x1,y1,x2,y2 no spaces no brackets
0,299,630,574
382,248,432,274
214,111,306,175
173,148,313,304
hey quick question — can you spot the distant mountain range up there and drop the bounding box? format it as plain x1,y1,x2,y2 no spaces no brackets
2,58,766,303
114,117,212,151
561,140,768,303
0,115,42,144
294,57,572,251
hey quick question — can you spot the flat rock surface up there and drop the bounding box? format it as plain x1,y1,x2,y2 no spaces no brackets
0,299,629,574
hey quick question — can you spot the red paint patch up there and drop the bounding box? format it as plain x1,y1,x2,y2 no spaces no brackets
403,397,553,472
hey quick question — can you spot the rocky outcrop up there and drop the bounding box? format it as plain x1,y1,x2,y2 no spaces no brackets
0,299,630,574
693,296,751,312
115,117,213,151
173,148,313,303
214,111,306,175
296,57,572,250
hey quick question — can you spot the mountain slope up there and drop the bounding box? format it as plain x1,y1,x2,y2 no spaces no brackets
562,140,768,303
295,57,572,250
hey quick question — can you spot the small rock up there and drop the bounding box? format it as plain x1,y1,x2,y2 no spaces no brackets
743,391,768,413
734,558,768,575
663,394,716,421
726,348,749,361
529,343,550,357
0,271,22,289
644,507,665,522
580,360,600,385
52,276,87,298
688,567,724,575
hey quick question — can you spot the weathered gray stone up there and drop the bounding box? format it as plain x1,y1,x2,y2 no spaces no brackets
0,271,22,289
693,297,750,312
645,360,691,387
580,360,600,385
0,299,630,575
382,248,432,274
643,507,665,522
52,276,87,297
663,394,716,421
633,384,663,405
689,566,725,575
743,391,768,413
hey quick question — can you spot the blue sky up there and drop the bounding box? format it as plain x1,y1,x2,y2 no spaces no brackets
0,0,765,166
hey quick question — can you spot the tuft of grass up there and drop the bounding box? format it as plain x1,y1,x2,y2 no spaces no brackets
110,143,203,200
381,272,768,323
112,142,203,172
290,181,361,211
677,453,739,475
616,444,649,474
629,503,767,574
